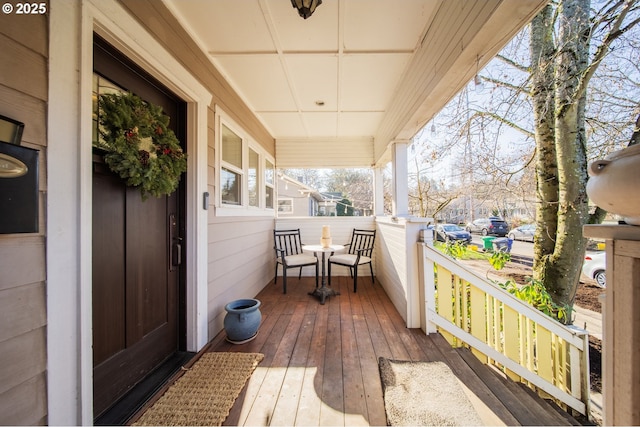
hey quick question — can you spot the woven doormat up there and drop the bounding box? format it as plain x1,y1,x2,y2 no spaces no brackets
379,358,482,426
133,352,264,426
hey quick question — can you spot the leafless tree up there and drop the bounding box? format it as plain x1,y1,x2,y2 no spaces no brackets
410,0,640,310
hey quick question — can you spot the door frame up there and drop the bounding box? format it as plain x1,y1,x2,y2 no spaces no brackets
47,1,211,424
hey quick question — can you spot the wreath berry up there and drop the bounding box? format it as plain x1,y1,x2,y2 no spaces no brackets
98,93,187,199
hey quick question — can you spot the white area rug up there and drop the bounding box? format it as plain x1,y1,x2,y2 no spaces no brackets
379,358,483,426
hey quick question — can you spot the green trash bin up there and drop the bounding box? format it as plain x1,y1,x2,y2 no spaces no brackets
481,236,496,251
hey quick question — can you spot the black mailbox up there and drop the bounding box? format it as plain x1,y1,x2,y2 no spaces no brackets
0,142,39,233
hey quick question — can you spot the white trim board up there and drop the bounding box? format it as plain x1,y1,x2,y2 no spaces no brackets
47,0,211,423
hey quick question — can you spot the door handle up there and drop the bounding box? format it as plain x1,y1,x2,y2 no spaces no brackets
169,213,182,271
172,237,183,267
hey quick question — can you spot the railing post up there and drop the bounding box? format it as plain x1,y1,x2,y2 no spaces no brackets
568,325,591,417
419,229,437,334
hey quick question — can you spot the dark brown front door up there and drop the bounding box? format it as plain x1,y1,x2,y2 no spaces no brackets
91,36,186,418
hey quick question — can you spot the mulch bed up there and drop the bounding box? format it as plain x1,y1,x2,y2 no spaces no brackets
588,335,602,393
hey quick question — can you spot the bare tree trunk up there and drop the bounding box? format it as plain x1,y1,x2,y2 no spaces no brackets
532,0,591,308
531,5,559,269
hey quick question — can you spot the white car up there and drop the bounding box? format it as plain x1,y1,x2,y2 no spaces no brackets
582,251,606,287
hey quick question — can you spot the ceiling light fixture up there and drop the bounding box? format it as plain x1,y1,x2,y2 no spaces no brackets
291,0,322,19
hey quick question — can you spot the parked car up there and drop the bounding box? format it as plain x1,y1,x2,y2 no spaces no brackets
508,223,536,242
465,217,509,236
434,223,472,244
582,251,606,287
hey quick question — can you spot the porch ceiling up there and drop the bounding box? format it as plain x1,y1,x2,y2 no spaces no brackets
164,0,547,165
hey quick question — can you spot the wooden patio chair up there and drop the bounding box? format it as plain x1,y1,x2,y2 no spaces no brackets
328,228,376,293
273,229,318,294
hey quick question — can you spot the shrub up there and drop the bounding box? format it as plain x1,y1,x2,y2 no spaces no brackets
500,278,572,324
489,251,511,270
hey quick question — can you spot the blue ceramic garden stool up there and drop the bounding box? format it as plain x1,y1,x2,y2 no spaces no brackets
224,298,262,344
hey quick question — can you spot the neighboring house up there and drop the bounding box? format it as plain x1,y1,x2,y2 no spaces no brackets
276,177,359,217
0,1,551,425
276,174,323,216
442,196,535,225
318,192,342,216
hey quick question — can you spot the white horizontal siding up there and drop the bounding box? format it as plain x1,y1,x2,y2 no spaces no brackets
376,220,408,322
207,216,275,337
276,138,374,168
375,216,431,326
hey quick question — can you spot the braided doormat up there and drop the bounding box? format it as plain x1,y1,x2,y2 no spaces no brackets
133,352,264,426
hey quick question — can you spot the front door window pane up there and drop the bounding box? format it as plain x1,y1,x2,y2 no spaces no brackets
92,74,125,146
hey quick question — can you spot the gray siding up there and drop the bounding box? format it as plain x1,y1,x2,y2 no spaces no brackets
0,7,48,425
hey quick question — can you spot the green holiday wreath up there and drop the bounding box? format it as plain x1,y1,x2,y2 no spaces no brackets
97,92,187,199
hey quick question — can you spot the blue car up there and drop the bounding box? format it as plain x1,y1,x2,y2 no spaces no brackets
435,224,472,244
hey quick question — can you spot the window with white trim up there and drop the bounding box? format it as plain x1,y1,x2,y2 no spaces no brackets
248,148,259,207
277,198,293,214
221,124,242,205
216,107,275,215
265,159,274,209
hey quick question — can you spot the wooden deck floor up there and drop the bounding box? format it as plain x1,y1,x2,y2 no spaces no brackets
196,276,585,426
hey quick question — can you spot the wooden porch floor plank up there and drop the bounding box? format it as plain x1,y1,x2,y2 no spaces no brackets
356,282,395,361
430,333,523,426
207,277,586,426
242,297,307,425
409,328,448,363
333,278,368,426
353,313,388,426
320,311,344,426
269,301,314,426
369,281,428,362
294,302,328,426
518,382,581,425
376,312,412,360
343,278,388,425
241,314,293,426
458,346,573,426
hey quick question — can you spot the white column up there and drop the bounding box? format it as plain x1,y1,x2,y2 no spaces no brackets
391,141,409,217
373,167,385,216
47,1,87,424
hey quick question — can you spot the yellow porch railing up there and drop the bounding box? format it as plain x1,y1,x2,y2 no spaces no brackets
419,243,590,416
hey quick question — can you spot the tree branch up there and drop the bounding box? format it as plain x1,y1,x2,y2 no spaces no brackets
495,54,530,73
576,0,640,101
472,111,535,139
481,75,531,96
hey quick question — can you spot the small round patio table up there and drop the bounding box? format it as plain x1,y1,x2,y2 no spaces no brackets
302,244,344,304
